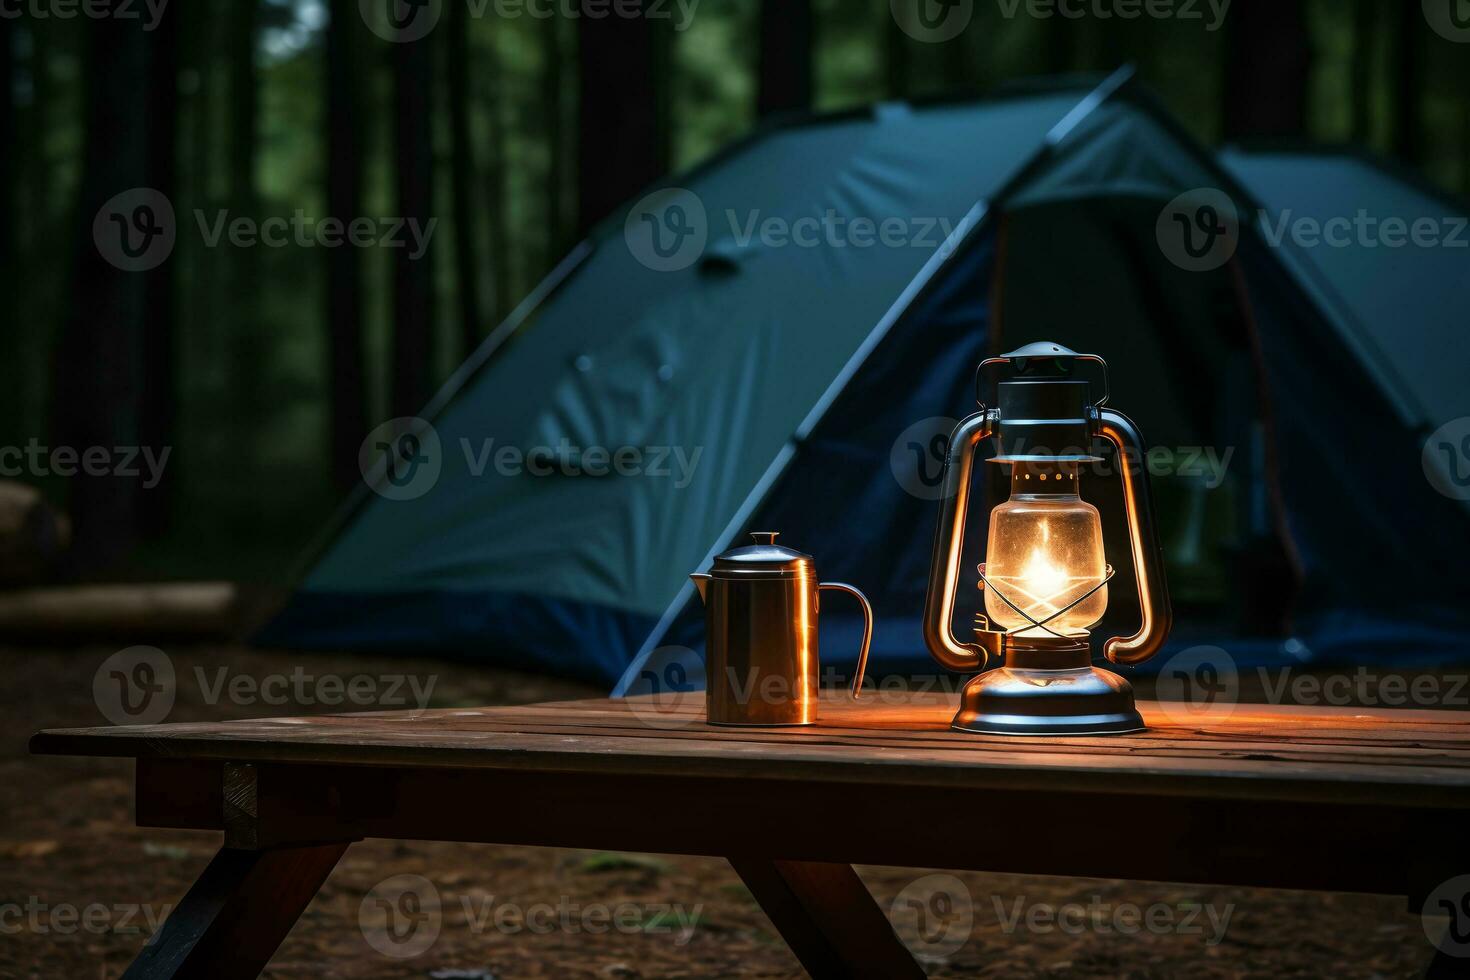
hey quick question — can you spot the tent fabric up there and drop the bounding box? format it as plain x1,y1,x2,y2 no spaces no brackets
259,90,1087,682
259,77,1470,688
1219,149,1470,432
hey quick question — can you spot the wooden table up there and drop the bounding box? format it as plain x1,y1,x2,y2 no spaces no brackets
30,692,1470,978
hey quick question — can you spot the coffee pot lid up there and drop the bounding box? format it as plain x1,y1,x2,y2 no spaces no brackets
711,532,812,575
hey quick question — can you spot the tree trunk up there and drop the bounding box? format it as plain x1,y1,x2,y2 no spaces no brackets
228,0,263,460
1,16,14,337
325,0,368,492
16,16,58,442
756,0,813,117
885,10,909,99
447,0,483,361
1045,12,1077,75
52,5,153,571
482,37,511,324
392,28,435,418
139,3,180,536
184,2,220,407
1389,0,1423,167
576,5,667,234
942,27,974,93
1222,0,1311,142
1349,0,1375,145
543,16,568,263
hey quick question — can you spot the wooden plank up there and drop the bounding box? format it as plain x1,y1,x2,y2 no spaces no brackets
130,761,1451,900
729,859,924,980
119,842,347,980
34,725,1470,808
32,694,1470,809
226,713,1470,764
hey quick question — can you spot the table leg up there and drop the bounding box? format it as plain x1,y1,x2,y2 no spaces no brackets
120,841,349,980
728,858,925,980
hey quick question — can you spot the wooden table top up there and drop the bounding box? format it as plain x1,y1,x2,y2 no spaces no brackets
31,692,1470,808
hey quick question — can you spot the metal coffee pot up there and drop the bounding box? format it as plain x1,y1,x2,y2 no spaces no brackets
690,532,873,726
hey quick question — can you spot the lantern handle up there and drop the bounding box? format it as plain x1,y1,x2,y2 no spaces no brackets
1096,408,1173,665
922,410,997,673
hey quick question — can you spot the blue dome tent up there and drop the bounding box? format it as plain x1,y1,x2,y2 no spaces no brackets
258,68,1470,690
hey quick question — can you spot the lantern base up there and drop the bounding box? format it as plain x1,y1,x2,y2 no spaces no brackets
951,640,1145,736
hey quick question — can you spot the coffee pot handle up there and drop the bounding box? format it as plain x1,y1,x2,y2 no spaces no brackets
818,583,873,696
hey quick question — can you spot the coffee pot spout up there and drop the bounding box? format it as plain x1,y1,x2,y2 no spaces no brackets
689,572,711,604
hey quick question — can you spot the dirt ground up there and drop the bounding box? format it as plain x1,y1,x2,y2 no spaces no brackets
0,644,1450,978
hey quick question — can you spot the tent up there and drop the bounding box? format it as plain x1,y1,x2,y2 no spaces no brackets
259,69,1470,690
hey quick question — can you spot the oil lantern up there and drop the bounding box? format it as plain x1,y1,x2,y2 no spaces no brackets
922,342,1172,734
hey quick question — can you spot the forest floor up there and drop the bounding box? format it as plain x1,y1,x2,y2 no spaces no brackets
0,643,1454,978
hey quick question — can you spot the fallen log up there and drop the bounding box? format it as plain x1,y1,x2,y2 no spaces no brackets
0,582,238,640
